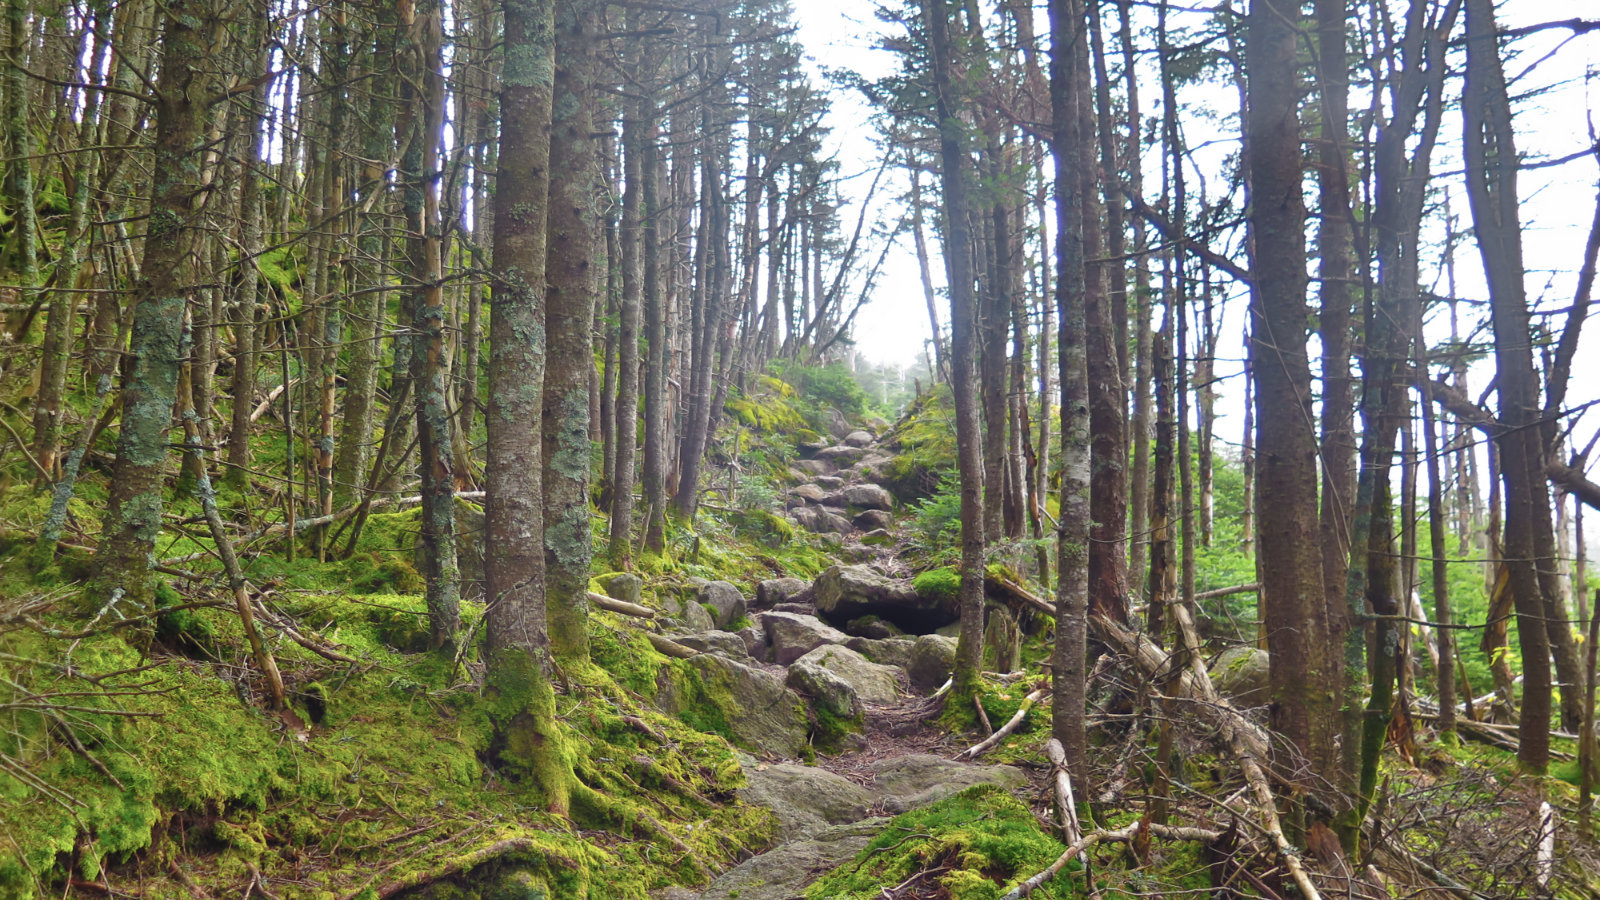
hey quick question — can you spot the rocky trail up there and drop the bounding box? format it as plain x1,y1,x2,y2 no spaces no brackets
594,424,1048,899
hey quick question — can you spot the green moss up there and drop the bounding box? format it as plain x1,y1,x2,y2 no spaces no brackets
914,566,961,604
804,784,1079,899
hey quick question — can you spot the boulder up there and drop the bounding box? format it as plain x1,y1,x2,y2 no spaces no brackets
846,636,918,670
869,754,1028,814
814,564,953,632
859,529,894,546
845,616,904,640
696,819,888,900
786,656,863,721
665,631,748,658
1210,646,1271,706
818,490,848,509
793,644,900,706
755,577,810,609
796,458,835,477
791,507,852,536
656,654,807,759
798,437,831,457
739,761,875,841
698,580,748,629
759,610,850,665
844,430,875,448
815,445,865,465
851,451,898,483
814,475,845,490
593,571,643,606
791,483,828,504
679,599,716,632
736,626,768,658
824,406,853,440
842,483,895,511
853,508,894,531
907,634,958,690
838,542,876,563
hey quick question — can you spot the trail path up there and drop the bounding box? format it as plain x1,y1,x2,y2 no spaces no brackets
652,425,1040,900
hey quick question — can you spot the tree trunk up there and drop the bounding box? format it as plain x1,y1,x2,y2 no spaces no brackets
96,0,229,606
542,0,601,663
1048,0,1091,789
399,0,458,647
1462,0,1552,772
924,0,986,708
1245,0,1337,792
485,0,571,816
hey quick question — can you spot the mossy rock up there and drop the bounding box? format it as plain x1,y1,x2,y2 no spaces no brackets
803,784,1074,899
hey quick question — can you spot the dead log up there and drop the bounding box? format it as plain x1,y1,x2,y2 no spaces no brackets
587,591,655,619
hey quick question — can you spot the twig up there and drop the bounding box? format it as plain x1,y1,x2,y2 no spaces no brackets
955,687,1047,760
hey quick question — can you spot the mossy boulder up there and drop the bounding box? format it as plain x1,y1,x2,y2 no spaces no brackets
792,645,900,706
867,755,1028,815
846,636,918,670
804,784,1063,899
656,654,808,759
786,656,863,722
697,580,747,630
816,565,953,634
738,761,875,840
844,430,874,448
1210,646,1270,706
853,508,893,531
907,634,958,691
593,571,644,606
698,819,888,900
755,577,810,609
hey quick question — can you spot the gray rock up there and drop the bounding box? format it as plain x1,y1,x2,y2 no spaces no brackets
818,490,848,509
739,762,875,841
786,656,863,720
665,631,748,658
843,483,895,511
696,819,887,900
736,626,768,658
698,580,748,629
791,483,828,504
793,507,852,535
655,654,807,759
679,600,716,632
1210,646,1271,706
770,601,816,616
844,430,875,448
798,437,831,457
814,564,952,631
935,621,963,638
815,444,865,465
845,616,904,640
859,529,894,546
796,458,835,477
814,475,845,490
846,636,918,669
907,634,958,690
851,451,898,483
824,406,853,440
854,508,894,531
593,571,643,606
793,644,901,706
755,577,810,609
869,754,1028,814
759,610,851,665
838,542,876,563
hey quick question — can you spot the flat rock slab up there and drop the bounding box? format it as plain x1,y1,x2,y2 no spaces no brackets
814,564,954,633
869,754,1028,814
739,762,874,841
694,819,888,900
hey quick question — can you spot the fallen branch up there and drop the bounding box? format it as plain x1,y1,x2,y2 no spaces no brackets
1046,738,1083,849
984,571,1055,617
587,591,655,619
955,687,1046,760
645,632,699,659
1195,582,1260,601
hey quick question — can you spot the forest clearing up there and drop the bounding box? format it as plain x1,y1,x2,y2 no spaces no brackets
1,0,1599,897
